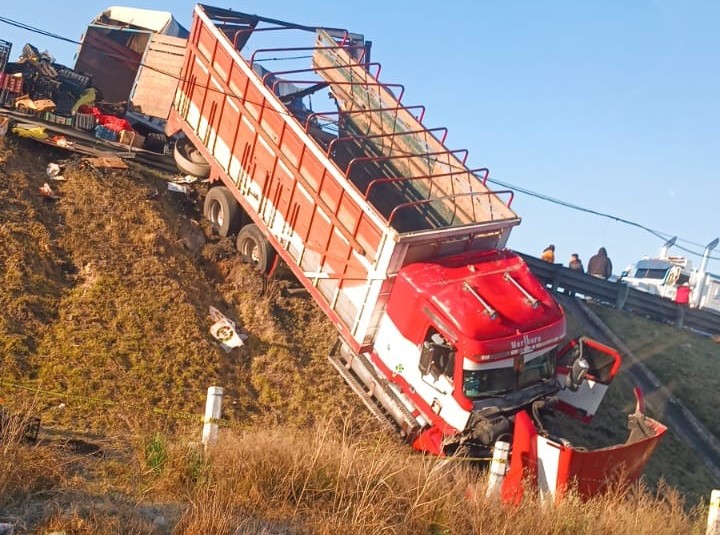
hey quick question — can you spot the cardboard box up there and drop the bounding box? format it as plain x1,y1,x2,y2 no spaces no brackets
119,129,145,149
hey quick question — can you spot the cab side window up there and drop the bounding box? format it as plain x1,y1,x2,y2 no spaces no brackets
419,329,455,381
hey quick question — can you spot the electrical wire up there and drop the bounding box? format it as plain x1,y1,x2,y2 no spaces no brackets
0,14,717,264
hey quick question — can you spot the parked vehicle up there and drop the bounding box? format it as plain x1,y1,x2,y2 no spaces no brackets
620,237,720,312
164,5,665,499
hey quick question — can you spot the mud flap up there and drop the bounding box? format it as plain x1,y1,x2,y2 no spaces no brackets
501,389,667,503
555,337,622,422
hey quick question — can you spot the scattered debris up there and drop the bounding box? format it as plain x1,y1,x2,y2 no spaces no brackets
50,135,71,148
174,174,198,184
0,116,8,137
167,182,191,195
81,156,128,170
39,182,59,200
208,306,247,352
46,162,65,181
12,124,48,140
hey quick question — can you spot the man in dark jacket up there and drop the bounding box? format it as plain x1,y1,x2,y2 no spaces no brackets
587,247,612,279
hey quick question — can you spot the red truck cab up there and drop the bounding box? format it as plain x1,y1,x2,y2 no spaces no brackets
372,249,569,454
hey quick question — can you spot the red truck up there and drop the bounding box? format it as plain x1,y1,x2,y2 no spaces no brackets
165,4,666,500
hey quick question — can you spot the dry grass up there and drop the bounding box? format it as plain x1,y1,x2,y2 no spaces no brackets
1,414,708,534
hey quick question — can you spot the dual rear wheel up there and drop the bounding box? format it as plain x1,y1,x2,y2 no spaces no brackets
203,186,275,273
173,138,276,274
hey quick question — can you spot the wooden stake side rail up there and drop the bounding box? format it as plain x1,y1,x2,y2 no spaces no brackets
312,29,518,227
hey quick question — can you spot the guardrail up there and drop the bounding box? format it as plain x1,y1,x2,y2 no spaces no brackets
517,252,720,336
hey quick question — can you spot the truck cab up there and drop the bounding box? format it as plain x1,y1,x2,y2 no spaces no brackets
619,257,692,301
369,248,619,455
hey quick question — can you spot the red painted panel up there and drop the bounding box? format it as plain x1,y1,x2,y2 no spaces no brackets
325,231,352,277
299,155,323,192
197,25,214,62
279,130,304,169
502,410,537,505
354,216,380,260
260,108,285,145
217,98,237,139
289,189,312,240
213,45,232,83
303,213,333,266
244,82,265,121
556,418,667,499
337,194,362,233
318,171,341,215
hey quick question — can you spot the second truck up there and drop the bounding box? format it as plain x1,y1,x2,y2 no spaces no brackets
163,4,666,500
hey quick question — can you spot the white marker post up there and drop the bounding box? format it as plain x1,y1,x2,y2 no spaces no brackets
201,386,224,452
708,489,720,535
486,440,510,498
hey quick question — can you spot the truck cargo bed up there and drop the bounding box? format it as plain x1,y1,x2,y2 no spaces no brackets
167,5,521,350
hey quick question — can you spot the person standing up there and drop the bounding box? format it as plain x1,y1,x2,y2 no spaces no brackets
567,253,584,297
587,247,612,279
541,244,555,263
568,253,584,273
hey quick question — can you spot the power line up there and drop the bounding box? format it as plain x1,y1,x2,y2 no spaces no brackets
0,14,717,264
486,176,720,262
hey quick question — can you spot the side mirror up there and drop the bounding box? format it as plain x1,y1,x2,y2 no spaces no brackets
565,356,589,391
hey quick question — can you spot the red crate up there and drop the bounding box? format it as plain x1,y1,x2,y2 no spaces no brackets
1,73,23,93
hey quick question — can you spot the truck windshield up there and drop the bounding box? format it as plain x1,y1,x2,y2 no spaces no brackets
633,268,668,279
463,352,555,399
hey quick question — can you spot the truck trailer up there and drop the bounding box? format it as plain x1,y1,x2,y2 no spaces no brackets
165,4,666,500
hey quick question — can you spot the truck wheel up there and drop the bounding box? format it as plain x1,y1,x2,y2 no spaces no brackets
236,224,276,274
174,138,210,178
204,187,242,237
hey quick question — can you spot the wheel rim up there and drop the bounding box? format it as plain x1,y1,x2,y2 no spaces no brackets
210,201,224,227
240,238,260,265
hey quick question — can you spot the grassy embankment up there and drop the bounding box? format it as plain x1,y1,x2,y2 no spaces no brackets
0,137,713,532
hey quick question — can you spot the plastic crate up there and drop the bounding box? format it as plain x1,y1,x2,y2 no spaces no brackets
95,124,118,142
74,112,97,131
1,73,23,93
57,68,92,89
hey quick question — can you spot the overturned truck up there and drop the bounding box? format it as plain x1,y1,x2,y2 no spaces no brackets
164,4,666,500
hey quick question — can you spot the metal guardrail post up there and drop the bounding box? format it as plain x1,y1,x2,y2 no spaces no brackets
615,283,629,310
676,305,687,329
551,264,561,292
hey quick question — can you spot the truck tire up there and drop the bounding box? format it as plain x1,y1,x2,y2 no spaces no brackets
236,224,276,274
174,138,210,178
204,187,242,237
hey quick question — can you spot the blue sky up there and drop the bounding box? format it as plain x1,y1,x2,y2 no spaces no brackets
1,1,718,274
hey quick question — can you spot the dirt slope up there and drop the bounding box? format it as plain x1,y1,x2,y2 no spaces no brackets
0,137,370,436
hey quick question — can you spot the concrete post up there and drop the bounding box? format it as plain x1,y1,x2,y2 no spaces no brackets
486,440,510,498
201,386,224,451
708,489,720,535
